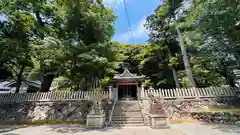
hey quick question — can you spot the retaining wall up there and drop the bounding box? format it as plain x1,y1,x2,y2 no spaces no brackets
140,98,240,121
0,100,111,124
191,112,240,124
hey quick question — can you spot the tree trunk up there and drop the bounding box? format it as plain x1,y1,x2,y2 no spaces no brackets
39,75,54,92
171,68,180,88
167,47,180,88
15,66,25,93
176,27,196,88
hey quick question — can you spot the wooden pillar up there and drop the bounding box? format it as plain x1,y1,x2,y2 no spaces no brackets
113,83,118,100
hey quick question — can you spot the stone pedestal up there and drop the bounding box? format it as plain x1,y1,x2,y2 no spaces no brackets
148,114,169,129
86,113,105,129
86,102,105,129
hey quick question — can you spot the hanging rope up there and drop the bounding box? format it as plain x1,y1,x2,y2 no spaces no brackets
123,0,134,44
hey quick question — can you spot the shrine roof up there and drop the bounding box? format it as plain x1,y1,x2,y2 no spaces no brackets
113,68,145,80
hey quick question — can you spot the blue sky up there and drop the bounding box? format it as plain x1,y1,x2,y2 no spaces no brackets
103,0,160,44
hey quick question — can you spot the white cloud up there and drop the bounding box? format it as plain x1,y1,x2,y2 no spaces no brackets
103,0,123,9
114,17,149,43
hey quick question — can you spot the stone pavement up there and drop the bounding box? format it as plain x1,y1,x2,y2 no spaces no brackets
172,123,240,135
0,125,185,135
1,123,240,135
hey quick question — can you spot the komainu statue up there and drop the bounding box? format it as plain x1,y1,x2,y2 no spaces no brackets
148,93,167,115
147,93,169,129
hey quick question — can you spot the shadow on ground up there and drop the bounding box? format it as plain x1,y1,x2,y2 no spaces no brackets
2,133,20,135
172,122,240,135
211,124,240,134
0,125,28,134
46,124,123,134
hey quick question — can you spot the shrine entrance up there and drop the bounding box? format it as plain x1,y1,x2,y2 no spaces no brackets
118,85,137,100
110,68,145,101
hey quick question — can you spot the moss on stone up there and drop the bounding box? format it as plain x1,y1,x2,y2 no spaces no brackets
170,119,202,124
198,108,240,113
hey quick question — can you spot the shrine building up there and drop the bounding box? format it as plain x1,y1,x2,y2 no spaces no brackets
109,68,145,100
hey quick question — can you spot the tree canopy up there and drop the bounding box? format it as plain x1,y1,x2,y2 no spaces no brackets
0,0,240,92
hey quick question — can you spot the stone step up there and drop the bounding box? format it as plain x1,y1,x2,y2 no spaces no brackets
111,116,144,121
115,103,139,106
116,101,139,103
114,108,141,112
114,106,140,110
113,112,142,117
110,123,146,127
114,105,140,107
112,114,142,117
114,110,141,113
112,115,142,117
109,101,145,127
111,120,144,125
115,101,139,107
116,102,139,104
112,115,143,118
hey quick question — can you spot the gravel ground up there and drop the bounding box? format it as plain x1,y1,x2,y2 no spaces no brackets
0,123,240,135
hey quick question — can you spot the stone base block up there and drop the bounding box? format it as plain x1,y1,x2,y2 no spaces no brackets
86,113,105,129
148,114,170,129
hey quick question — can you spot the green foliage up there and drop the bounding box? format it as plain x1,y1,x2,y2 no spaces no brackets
143,0,239,88
178,72,189,88
178,0,240,86
111,44,149,74
143,79,151,88
101,76,110,90
198,108,240,113
0,0,116,92
169,56,179,68
1,0,240,90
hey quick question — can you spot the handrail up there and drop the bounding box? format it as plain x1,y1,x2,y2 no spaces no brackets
108,96,117,125
138,99,148,125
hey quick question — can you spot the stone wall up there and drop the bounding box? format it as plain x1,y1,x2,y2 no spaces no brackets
140,98,240,120
164,98,240,120
191,112,240,124
0,100,112,124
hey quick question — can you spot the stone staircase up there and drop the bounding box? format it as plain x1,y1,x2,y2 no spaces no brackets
110,101,146,126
